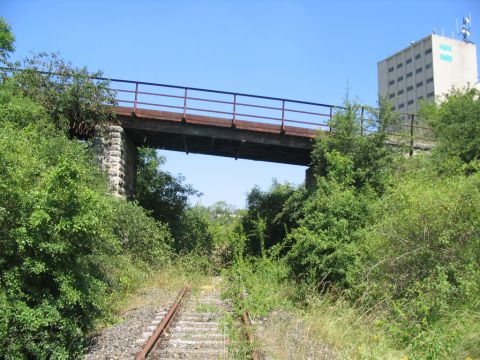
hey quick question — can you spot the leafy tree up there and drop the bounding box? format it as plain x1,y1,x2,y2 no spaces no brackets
3,52,115,130
0,59,172,358
242,181,297,257
0,105,113,357
136,148,200,242
0,17,15,62
206,202,244,267
284,100,396,288
311,101,397,193
174,206,213,254
422,87,480,166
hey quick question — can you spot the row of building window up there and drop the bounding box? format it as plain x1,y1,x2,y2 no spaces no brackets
388,52,433,73
388,77,434,98
388,66,433,86
391,94,432,111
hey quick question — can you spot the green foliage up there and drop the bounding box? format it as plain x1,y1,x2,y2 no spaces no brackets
311,101,397,193
284,101,395,289
136,148,200,241
106,198,173,265
205,202,244,267
0,114,110,358
422,87,480,165
223,257,292,318
4,52,115,130
357,163,480,358
227,92,480,358
0,67,172,358
285,181,375,288
242,181,297,256
175,206,214,254
0,17,15,62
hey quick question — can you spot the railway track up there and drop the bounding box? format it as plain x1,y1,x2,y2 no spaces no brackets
136,279,230,359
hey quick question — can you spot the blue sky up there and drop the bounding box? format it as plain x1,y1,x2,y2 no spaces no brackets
3,0,479,207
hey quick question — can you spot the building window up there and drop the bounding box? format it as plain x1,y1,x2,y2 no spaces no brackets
407,85,414,91
407,99,414,105
398,89,404,95
388,80,395,86
406,72,413,78
397,63,403,69
415,53,421,60
398,103,405,109
416,81,423,88
397,76,404,82
426,77,433,84
388,67,394,72
425,63,432,69
416,67,423,74
406,58,412,64
427,92,434,98
391,105,396,111
389,93,395,99
425,48,432,55
418,96,424,100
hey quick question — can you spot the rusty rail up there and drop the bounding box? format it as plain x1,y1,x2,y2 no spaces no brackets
241,310,260,360
135,284,191,360
239,293,260,360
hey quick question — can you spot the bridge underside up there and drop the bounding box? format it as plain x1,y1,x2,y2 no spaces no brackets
116,106,316,166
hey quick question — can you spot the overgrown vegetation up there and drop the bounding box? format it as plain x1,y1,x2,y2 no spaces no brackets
0,19,199,359
223,93,480,359
2,16,479,359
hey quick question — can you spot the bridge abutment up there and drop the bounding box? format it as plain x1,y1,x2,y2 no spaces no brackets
94,125,137,199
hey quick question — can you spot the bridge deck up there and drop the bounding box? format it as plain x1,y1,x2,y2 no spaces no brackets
116,106,317,165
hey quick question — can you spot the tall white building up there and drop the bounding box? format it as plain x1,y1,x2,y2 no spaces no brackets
378,34,477,114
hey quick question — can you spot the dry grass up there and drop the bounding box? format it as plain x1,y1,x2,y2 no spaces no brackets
113,262,212,315
253,296,405,360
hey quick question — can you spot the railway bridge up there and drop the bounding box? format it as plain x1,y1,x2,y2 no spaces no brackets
88,78,431,198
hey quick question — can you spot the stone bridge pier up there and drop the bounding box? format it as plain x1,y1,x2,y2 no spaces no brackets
94,125,137,199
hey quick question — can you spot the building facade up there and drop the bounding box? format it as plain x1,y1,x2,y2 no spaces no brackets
378,34,477,114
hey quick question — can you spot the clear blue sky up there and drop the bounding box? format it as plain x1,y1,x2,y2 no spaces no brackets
3,0,479,208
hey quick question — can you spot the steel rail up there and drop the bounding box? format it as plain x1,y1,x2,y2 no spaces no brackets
241,310,260,360
239,292,260,360
135,284,191,360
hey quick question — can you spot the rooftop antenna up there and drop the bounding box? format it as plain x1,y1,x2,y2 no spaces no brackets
460,14,473,43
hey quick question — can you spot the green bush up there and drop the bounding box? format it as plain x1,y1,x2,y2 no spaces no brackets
175,206,214,255
106,198,173,264
223,257,292,318
357,165,480,358
283,101,395,289
242,181,297,257
136,148,200,241
284,180,375,288
0,65,173,358
422,87,480,165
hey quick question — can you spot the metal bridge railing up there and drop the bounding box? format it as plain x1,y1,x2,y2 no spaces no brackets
107,78,338,133
1,67,434,152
